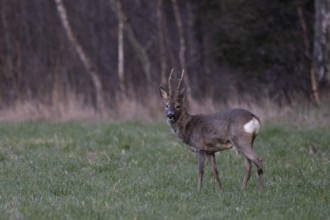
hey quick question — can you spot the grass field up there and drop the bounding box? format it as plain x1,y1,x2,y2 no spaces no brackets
0,121,329,219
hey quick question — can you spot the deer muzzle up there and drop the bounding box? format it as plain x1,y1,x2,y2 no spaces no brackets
167,112,175,120
166,110,175,121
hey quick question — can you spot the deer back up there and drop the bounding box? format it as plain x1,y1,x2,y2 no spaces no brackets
183,108,260,152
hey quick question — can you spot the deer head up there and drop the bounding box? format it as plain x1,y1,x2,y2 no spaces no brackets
159,69,186,124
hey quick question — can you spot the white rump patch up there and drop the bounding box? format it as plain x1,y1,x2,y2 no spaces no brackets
243,118,260,134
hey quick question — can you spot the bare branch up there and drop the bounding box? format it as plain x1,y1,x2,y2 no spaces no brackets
168,68,174,94
176,69,184,94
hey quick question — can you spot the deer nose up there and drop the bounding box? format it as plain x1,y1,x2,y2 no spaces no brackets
166,112,175,120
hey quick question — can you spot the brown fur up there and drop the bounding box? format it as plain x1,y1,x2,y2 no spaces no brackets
160,71,264,191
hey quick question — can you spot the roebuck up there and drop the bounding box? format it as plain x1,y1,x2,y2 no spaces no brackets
159,70,264,191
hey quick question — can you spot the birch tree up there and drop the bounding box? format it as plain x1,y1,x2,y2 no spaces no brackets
110,0,152,89
54,0,106,113
115,0,126,98
171,0,191,95
314,0,330,88
297,4,320,105
157,0,167,85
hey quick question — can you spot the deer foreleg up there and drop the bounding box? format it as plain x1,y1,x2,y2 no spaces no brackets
197,150,205,191
207,153,223,190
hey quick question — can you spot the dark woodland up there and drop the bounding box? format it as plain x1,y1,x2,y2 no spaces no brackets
0,0,329,119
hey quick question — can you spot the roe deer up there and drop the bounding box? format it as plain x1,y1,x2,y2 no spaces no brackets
159,70,264,191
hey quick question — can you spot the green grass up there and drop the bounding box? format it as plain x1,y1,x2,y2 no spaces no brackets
0,121,329,219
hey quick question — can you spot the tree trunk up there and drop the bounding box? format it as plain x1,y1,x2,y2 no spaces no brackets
54,0,106,113
297,4,320,105
171,0,191,96
157,0,167,85
314,0,330,86
116,0,126,98
110,0,152,88
125,24,152,84
1,3,20,100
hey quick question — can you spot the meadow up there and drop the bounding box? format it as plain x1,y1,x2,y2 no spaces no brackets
0,121,329,219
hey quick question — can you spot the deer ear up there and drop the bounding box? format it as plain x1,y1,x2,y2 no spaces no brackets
159,87,169,101
179,87,186,98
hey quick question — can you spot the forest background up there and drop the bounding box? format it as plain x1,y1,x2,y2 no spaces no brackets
0,0,329,121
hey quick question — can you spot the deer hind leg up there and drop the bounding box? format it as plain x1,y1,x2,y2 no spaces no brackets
197,150,206,191
243,148,264,192
207,153,223,190
254,157,264,192
233,139,264,192
242,157,252,190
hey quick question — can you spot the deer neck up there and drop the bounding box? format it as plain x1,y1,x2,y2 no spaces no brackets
169,109,192,143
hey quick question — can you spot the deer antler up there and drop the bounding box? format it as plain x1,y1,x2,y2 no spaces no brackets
176,69,185,94
168,69,174,94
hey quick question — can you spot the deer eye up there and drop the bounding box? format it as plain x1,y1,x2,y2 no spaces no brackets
165,105,169,108
175,105,181,109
